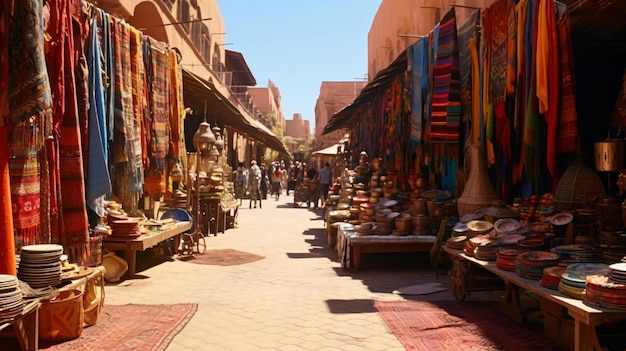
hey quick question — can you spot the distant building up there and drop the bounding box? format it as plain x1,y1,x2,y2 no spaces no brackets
247,80,284,135
314,81,367,149
284,113,310,142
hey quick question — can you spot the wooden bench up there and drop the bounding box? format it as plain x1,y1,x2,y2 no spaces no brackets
337,224,436,272
103,221,192,277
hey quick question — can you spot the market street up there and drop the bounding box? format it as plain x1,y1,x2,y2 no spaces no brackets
105,194,464,351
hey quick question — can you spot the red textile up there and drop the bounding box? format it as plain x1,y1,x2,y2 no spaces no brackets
557,11,580,156
0,127,16,275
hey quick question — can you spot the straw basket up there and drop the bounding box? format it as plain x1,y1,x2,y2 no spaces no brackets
39,289,84,342
457,144,499,216
553,163,606,211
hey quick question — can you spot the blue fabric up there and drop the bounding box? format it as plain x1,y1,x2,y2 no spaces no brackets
409,38,427,146
86,19,112,217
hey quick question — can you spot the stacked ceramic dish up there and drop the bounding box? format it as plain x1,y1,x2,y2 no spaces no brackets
493,218,520,238
110,218,141,238
497,234,525,249
608,262,626,284
515,251,561,280
569,248,604,263
463,235,492,257
473,241,499,261
18,244,63,288
466,220,493,238
0,274,23,322
550,244,592,260
445,236,467,250
495,249,519,271
583,274,626,310
354,222,375,236
559,263,608,299
540,266,566,290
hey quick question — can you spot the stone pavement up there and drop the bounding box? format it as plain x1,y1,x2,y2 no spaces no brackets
105,193,493,351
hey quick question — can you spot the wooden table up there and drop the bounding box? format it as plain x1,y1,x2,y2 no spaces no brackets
103,221,192,277
0,300,41,351
443,246,626,351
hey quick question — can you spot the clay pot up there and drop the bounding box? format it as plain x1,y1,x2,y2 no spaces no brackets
411,214,431,231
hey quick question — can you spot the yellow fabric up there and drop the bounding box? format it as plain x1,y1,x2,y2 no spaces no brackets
536,0,550,114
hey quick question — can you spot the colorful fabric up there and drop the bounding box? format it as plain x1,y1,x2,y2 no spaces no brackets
409,39,426,147
94,8,115,141
169,49,185,159
524,0,543,185
430,8,460,143
8,0,53,149
557,11,580,156
86,18,111,218
9,148,40,248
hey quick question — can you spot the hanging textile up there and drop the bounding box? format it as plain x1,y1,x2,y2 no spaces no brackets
93,8,115,142
512,0,529,184
430,8,460,144
523,0,543,186
424,23,439,148
0,1,15,274
536,0,560,190
168,49,184,159
557,11,580,156
9,0,54,251
409,38,427,147
143,37,170,199
47,0,90,261
86,18,111,218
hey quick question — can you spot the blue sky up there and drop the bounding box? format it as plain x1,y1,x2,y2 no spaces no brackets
218,1,382,130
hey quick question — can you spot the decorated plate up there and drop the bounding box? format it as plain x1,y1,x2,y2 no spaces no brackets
494,218,521,234
609,262,626,273
498,234,525,245
528,222,550,233
551,212,574,226
467,220,493,233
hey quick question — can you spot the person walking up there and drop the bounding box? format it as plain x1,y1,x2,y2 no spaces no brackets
260,163,269,200
318,162,333,208
270,166,282,200
233,162,247,206
247,160,262,209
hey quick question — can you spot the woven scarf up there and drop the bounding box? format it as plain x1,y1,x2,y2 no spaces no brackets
168,49,184,159
430,8,460,144
557,11,580,156
143,37,170,199
0,2,15,274
47,0,90,262
537,0,560,190
94,8,115,142
86,18,111,218
409,38,426,147
9,148,39,248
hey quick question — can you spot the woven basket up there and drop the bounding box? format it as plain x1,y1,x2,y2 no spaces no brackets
553,163,606,211
39,289,84,342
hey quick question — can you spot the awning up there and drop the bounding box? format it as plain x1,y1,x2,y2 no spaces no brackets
182,69,291,158
323,51,408,135
312,143,343,156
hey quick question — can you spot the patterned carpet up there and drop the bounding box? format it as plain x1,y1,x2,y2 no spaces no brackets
182,249,265,266
375,300,563,351
40,304,197,351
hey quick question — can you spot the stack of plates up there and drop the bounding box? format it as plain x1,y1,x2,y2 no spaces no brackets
570,248,604,263
0,274,23,322
463,235,492,257
583,274,626,310
110,219,141,237
445,236,467,250
474,241,499,261
498,234,525,249
608,262,626,284
515,251,561,280
550,244,592,260
18,244,63,288
540,266,566,290
496,249,519,271
493,218,521,238
559,263,609,299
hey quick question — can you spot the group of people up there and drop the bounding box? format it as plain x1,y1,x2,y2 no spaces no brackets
232,160,333,209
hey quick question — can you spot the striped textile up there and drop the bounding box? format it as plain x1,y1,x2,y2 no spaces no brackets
430,8,460,143
557,11,580,156
9,150,40,248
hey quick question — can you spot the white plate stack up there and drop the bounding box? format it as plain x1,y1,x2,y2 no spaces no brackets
608,263,626,284
18,244,63,288
0,274,23,321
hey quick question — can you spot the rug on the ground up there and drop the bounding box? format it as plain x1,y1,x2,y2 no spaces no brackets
375,300,562,351
182,249,265,266
40,303,197,351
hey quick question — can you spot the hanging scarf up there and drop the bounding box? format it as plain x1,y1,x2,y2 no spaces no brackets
0,1,16,275
557,11,580,156
168,49,184,159
47,0,90,262
524,0,543,185
409,38,427,147
86,18,111,218
93,8,115,142
430,8,460,144
537,0,560,190
9,0,53,251
143,37,170,199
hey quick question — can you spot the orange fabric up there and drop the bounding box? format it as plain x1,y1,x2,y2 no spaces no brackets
0,127,16,275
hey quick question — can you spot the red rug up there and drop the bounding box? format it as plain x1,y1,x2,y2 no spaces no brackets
375,300,562,351
182,249,265,266
40,304,197,351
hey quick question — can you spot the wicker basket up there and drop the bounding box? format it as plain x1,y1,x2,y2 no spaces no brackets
553,163,606,211
39,289,84,342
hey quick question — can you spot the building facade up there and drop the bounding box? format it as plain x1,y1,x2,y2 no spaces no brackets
247,81,285,135
284,113,310,142
314,81,367,150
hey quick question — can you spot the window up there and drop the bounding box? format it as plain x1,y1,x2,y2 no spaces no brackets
178,0,190,33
